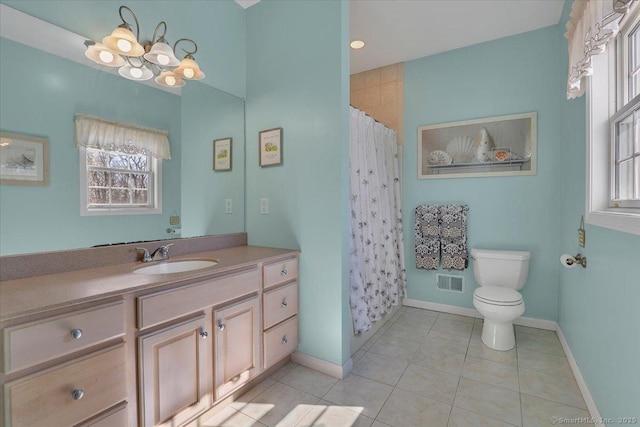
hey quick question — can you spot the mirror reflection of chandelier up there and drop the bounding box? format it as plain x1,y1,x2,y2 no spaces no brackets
84,5,205,88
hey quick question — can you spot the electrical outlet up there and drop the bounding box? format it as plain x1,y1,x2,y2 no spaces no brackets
260,198,269,215
225,199,232,214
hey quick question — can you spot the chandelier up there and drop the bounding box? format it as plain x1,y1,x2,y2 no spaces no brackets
84,5,205,88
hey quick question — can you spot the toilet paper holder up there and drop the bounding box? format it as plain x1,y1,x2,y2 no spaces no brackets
561,253,587,268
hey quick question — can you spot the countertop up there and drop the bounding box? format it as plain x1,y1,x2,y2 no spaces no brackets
0,245,298,322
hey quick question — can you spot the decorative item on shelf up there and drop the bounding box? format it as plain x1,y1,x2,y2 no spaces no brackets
84,6,205,89
446,136,475,163
474,128,495,162
427,150,453,166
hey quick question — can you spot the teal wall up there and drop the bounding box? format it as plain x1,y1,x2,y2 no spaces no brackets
1,0,246,97
403,26,565,321
0,37,182,254
181,82,245,237
557,4,640,419
245,0,350,365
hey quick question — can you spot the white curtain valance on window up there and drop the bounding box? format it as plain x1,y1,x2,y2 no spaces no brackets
565,0,635,99
74,114,171,160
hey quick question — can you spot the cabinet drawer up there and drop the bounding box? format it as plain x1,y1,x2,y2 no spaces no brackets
3,301,125,373
138,268,260,329
263,257,298,290
79,404,127,427
4,345,127,427
264,316,298,369
263,282,298,330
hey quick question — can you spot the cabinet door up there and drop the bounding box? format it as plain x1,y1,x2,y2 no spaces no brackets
138,316,211,427
214,296,261,398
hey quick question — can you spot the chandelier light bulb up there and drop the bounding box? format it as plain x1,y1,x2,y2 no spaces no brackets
156,54,170,65
117,38,132,53
98,50,114,63
130,68,143,79
165,75,176,86
183,68,195,78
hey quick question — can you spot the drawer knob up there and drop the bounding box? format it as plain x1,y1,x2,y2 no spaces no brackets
200,331,209,339
281,268,288,276
218,322,226,331
71,389,84,400
282,336,288,344
70,329,83,340
281,299,288,308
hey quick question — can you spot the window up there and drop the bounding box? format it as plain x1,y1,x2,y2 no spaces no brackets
80,147,161,215
74,114,170,216
586,6,640,235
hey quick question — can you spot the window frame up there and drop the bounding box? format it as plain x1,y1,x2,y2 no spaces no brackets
586,7,640,236
79,146,163,216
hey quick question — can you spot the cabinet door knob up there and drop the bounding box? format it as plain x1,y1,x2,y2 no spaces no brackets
282,336,288,344
71,389,84,400
281,268,288,276
281,299,288,308
218,322,226,331
200,331,209,339
70,329,83,340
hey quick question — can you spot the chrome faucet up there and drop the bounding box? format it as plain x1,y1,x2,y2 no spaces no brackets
136,244,174,263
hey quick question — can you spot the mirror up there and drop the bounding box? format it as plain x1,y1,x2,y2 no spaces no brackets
0,27,245,256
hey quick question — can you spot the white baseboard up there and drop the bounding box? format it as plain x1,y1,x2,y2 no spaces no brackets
403,298,558,331
291,351,352,379
556,326,603,427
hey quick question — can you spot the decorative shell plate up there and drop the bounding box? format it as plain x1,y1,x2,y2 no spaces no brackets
446,136,475,163
427,150,453,165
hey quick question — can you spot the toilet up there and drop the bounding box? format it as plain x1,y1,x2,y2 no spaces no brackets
471,248,531,351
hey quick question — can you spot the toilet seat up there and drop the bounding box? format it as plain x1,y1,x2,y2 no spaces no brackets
474,287,523,306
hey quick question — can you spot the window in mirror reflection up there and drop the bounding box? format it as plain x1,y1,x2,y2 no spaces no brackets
80,147,162,215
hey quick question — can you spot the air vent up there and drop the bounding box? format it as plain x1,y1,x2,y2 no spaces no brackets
436,274,464,293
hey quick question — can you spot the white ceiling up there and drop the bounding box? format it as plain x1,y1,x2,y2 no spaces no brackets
350,0,565,74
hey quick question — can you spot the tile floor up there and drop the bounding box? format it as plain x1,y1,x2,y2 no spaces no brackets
203,307,592,427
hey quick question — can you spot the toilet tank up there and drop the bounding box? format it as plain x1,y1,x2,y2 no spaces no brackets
471,249,531,290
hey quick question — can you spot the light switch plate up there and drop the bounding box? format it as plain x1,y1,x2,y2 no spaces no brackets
225,199,232,214
260,198,269,215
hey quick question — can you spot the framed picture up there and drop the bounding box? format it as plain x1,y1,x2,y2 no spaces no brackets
0,132,50,186
417,112,537,179
259,127,283,167
213,137,232,171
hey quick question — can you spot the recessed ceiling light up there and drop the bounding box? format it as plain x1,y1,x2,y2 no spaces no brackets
350,40,365,49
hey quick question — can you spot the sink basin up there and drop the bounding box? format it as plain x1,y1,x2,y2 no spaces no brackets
133,259,218,275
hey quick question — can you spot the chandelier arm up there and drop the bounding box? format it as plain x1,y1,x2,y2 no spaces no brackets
118,6,140,41
173,38,198,57
152,22,168,44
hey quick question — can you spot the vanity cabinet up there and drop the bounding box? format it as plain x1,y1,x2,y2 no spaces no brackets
213,296,261,398
1,246,300,427
138,316,211,427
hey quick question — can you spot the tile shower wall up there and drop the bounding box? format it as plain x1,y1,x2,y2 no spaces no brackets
402,25,565,321
350,63,404,144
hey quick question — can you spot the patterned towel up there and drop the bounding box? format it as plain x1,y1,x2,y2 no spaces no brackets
439,204,468,270
415,205,440,270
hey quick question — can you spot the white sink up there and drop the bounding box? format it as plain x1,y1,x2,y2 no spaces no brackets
133,259,218,275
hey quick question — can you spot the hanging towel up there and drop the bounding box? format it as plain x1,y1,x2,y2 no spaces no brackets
439,204,469,270
415,205,440,270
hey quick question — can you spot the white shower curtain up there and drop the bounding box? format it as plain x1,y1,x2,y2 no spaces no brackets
349,107,406,334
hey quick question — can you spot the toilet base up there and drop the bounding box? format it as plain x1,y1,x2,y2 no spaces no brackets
481,319,515,351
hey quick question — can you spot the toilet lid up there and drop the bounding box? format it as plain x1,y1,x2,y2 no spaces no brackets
474,287,523,305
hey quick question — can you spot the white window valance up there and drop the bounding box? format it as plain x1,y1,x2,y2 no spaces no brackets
565,0,635,99
74,114,171,160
